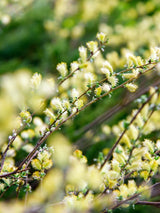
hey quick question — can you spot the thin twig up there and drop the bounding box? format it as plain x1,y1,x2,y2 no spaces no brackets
103,182,160,212
58,44,103,86
136,201,160,207
76,78,160,136
0,63,156,178
100,86,159,169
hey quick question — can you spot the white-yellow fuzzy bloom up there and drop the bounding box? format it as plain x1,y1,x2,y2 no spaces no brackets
143,139,154,153
101,162,111,174
140,171,149,181
20,110,32,123
62,99,70,110
79,46,87,62
150,160,158,173
127,124,138,140
31,72,42,89
144,152,153,161
112,160,120,173
120,134,132,148
84,72,95,85
64,195,77,207
128,180,137,195
113,153,126,165
42,159,53,170
125,83,138,92
141,104,149,120
31,159,42,171
102,83,111,92
108,76,118,87
44,108,56,120
21,129,35,139
128,160,142,171
51,97,63,111
103,61,113,74
122,69,139,79
122,73,136,79
150,47,160,61
70,61,79,72
22,144,34,153
61,111,68,120
136,114,144,128
155,47,160,58
33,117,43,126
56,62,68,77
12,136,22,150
71,107,78,114
107,170,120,180
137,56,144,66
156,140,160,150
71,88,79,101
126,52,137,67
75,99,84,109
132,147,147,158
101,67,111,78
86,41,98,53
96,32,106,43
141,162,151,172
119,184,128,198
38,150,52,163
149,87,158,104
87,166,103,190
2,161,15,173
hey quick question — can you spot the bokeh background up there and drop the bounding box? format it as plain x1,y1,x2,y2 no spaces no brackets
0,0,160,212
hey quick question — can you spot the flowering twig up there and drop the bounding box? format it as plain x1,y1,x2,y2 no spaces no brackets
0,62,157,179
100,86,159,169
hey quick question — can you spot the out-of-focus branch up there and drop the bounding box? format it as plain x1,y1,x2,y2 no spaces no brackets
100,88,159,169
75,77,160,149
136,201,160,207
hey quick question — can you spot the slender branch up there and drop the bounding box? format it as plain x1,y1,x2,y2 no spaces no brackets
16,65,157,170
75,83,159,149
103,182,160,212
0,62,156,178
0,124,26,173
0,182,16,198
0,102,42,173
58,44,103,86
124,106,156,169
100,86,159,169
76,78,160,136
0,168,29,178
103,193,140,212
136,201,160,207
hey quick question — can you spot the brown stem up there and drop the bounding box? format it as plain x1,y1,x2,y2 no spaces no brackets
103,182,160,212
0,123,28,173
124,107,156,169
0,168,29,178
136,201,160,207
58,44,103,86
0,64,156,178
76,78,160,136
100,86,158,169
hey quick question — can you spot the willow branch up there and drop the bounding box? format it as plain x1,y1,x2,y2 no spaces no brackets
100,86,159,169
136,201,160,207
103,182,160,212
0,63,156,178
